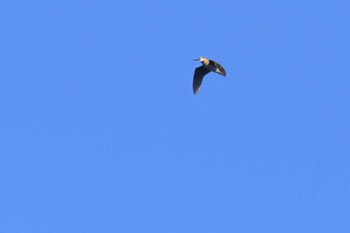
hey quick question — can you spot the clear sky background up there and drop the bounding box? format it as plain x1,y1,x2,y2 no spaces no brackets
1,0,349,232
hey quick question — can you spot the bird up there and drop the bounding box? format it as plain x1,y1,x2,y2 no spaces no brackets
192,56,226,95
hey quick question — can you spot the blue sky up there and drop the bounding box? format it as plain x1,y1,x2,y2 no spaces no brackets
1,0,349,232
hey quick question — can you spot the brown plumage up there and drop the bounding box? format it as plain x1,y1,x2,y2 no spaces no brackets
193,56,226,95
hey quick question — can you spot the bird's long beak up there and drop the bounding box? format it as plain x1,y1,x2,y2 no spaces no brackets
193,58,200,61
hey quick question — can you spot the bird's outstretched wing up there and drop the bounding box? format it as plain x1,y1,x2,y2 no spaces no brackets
193,66,210,95
211,60,226,76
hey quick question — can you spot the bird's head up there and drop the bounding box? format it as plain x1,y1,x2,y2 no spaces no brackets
193,56,207,62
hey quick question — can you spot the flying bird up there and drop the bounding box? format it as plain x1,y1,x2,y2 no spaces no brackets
192,56,226,95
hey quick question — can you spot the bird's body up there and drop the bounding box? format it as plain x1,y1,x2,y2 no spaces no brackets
193,56,226,95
